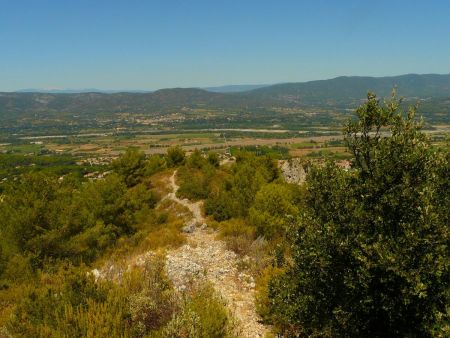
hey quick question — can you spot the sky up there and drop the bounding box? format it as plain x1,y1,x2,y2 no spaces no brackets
1,0,450,91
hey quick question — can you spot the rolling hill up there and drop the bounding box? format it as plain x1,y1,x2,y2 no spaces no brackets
1,74,449,121
250,74,450,106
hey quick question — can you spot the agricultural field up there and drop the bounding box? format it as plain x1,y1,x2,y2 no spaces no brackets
1,124,448,168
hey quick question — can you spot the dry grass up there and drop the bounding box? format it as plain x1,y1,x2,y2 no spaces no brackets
0,283,35,327
218,219,256,257
149,169,174,197
142,225,186,250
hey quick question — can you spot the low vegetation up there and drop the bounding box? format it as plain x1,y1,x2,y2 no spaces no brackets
0,146,235,336
0,92,448,336
6,255,233,337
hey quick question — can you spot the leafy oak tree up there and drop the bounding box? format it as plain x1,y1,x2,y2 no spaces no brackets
268,92,450,337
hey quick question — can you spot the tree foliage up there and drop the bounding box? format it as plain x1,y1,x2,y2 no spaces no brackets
205,152,280,221
166,146,186,167
112,148,147,187
0,150,161,278
268,92,450,337
249,183,299,239
0,147,235,336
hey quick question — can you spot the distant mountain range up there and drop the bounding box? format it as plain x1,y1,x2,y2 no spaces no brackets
251,74,450,104
16,84,270,94
16,88,152,94
203,84,270,93
2,74,450,120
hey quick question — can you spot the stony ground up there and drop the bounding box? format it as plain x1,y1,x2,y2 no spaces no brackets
165,170,269,337
94,170,269,337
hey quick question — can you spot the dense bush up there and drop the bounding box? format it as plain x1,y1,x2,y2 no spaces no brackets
112,147,147,187
204,191,234,222
113,148,166,187
0,173,150,269
0,150,161,280
166,146,186,167
207,152,220,167
176,150,217,200
249,183,299,239
267,93,450,337
205,152,279,220
6,264,131,337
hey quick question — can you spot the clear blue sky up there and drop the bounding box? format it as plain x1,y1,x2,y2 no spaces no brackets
1,0,449,91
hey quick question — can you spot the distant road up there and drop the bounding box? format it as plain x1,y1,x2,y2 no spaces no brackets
15,126,448,140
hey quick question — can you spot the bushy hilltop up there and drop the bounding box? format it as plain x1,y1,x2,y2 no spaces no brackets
1,74,450,121
0,92,449,337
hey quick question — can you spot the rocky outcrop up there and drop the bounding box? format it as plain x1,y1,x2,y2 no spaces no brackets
279,158,307,184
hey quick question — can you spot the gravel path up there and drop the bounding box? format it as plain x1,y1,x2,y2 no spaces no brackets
165,170,269,338
94,170,269,337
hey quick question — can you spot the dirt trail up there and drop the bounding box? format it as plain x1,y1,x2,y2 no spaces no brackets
94,170,269,337
165,170,269,338
166,171,205,224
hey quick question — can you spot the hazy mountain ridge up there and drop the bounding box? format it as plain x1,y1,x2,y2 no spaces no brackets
2,74,450,120
16,88,153,94
251,74,450,103
204,84,271,93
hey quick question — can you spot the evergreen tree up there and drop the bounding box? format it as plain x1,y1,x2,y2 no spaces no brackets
268,92,450,337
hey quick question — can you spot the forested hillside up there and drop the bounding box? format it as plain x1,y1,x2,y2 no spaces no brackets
251,74,450,104
2,74,450,122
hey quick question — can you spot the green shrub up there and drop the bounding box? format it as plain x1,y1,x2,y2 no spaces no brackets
0,168,160,276
204,190,235,221
268,93,450,337
255,265,284,324
145,154,166,177
6,265,131,337
128,256,179,335
6,255,180,337
161,307,202,338
186,149,206,169
176,166,210,200
205,153,279,221
163,283,233,338
207,152,220,167
166,146,186,167
176,151,217,200
249,183,298,239
112,147,147,187
2,254,35,284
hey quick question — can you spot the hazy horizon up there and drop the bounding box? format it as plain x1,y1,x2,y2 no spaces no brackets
6,73,450,93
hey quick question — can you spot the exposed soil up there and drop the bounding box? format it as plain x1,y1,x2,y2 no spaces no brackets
94,170,270,337
165,170,269,337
